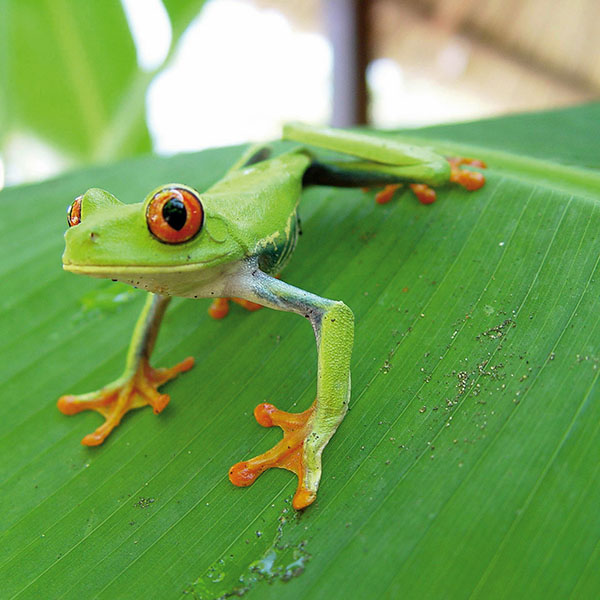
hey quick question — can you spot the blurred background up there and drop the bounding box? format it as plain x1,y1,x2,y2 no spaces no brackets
1,0,597,188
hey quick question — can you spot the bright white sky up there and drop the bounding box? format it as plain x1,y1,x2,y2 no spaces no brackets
128,0,483,146
125,0,332,152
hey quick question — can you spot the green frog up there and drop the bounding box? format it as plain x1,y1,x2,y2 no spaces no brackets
59,123,485,509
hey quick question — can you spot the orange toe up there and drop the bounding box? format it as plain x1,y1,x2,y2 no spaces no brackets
58,395,86,415
409,183,437,204
375,184,402,205
150,393,170,415
293,489,317,510
81,431,108,447
228,461,259,487
208,298,230,319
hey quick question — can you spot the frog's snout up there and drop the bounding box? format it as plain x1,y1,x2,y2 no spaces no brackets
63,188,131,269
66,188,124,231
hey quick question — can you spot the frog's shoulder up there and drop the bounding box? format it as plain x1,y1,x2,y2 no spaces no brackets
199,150,309,259
206,150,311,196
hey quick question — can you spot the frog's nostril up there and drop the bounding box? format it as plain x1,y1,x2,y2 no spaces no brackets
90,232,99,241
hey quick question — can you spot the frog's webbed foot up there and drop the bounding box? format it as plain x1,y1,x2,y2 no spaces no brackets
58,293,194,446
447,156,486,191
374,156,486,205
58,356,194,446
208,297,264,319
229,401,318,510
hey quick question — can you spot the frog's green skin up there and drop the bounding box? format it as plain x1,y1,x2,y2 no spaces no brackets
60,123,476,510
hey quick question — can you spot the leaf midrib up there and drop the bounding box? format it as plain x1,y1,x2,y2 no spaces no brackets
394,134,600,200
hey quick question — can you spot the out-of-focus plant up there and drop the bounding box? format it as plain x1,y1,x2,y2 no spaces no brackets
0,0,206,176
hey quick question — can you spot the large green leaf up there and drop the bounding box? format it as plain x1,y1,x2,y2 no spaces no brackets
1,105,599,599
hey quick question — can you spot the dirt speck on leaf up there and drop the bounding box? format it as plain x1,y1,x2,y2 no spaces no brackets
134,497,155,509
476,319,515,341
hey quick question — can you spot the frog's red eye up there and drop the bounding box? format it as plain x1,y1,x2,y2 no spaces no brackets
67,196,83,227
146,187,204,244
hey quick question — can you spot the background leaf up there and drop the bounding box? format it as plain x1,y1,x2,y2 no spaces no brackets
1,0,147,159
0,0,206,164
1,104,599,599
162,0,209,40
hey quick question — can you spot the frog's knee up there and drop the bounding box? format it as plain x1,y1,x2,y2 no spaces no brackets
327,301,354,330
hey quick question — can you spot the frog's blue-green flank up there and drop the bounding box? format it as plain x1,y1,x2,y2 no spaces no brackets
59,123,485,509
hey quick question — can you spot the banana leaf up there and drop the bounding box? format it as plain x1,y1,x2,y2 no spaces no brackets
1,104,599,599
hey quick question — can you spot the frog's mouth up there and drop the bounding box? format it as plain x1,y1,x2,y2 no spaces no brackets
62,250,236,274
63,257,229,276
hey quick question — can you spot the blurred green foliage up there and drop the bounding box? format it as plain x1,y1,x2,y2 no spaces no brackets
0,0,206,168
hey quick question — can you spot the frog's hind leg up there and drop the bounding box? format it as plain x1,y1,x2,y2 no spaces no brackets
304,156,485,205
284,122,485,204
58,294,194,445
226,266,353,509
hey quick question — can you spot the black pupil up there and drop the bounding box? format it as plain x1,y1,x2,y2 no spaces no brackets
162,197,187,230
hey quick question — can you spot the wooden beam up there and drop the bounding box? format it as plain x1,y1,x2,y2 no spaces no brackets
324,0,369,126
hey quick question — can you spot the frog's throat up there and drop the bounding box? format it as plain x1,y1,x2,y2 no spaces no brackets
62,253,244,298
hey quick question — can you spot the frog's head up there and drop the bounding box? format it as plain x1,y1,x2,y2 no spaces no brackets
62,185,244,296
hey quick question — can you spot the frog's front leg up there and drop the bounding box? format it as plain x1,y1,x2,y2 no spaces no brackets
58,293,194,445
227,268,354,509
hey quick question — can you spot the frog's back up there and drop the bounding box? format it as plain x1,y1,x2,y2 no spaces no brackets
202,151,310,273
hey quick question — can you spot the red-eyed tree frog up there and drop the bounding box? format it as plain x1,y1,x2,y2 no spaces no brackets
59,123,485,509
